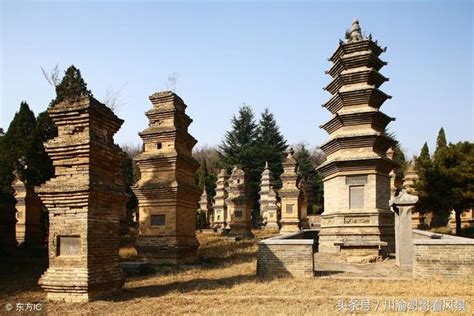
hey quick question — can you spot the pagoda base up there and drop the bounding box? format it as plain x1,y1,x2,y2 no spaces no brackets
136,236,199,265
39,267,124,302
263,222,280,232
280,219,300,234
228,224,253,238
318,211,394,257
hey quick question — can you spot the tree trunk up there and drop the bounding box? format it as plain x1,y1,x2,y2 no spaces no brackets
455,209,462,236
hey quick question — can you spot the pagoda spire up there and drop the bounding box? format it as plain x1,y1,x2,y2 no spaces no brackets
347,19,363,43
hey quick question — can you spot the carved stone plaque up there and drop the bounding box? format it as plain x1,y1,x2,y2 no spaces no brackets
349,185,365,209
58,236,81,256
346,175,368,185
286,204,293,214
344,216,370,224
151,214,166,226
234,210,243,218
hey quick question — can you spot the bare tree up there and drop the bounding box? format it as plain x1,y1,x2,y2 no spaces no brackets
103,84,127,113
192,145,221,174
41,64,61,87
121,142,142,159
165,72,180,92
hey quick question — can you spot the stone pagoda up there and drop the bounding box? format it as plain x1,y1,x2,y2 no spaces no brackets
317,20,397,256
37,96,129,302
198,189,212,228
259,162,280,232
12,177,45,247
133,91,201,265
227,166,252,237
212,169,229,230
279,148,303,233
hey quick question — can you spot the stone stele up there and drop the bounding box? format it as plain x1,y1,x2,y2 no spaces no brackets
36,96,129,302
317,20,397,257
133,91,201,265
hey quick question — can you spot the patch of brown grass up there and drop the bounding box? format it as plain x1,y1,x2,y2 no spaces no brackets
1,232,472,315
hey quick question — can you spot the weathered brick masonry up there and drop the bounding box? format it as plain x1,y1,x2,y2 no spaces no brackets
412,230,473,279
37,96,129,302
257,231,315,278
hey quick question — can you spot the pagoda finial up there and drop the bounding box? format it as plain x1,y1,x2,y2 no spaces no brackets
346,19,363,43
264,161,269,169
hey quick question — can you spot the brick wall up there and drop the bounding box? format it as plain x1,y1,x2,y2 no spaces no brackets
413,230,474,279
257,231,315,278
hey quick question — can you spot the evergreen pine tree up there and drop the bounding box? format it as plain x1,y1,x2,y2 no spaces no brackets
51,65,92,106
433,127,447,162
219,105,260,209
255,108,287,189
294,144,324,213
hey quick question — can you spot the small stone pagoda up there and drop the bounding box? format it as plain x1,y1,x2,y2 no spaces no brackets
317,20,397,256
37,96,129,302
259,162,280,232
133,91,201,265
213,169,229,230
12,177,45,247
227,166,252,237
198,189,212,228
279,148,303,233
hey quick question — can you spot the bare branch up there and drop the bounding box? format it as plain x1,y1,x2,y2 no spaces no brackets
41,64,60,87
103,83,127,113
165,72,180,92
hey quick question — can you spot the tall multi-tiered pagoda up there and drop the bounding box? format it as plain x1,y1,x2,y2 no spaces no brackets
133,91,201,265
317,20,397,257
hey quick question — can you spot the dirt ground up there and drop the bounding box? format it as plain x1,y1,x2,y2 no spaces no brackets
1,233,472,315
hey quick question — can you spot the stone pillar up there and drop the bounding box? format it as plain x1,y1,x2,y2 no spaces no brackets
198,190,212,228
259,162,279,232
299,179,312,229
279,148,302,234
12,178,46,247
227,166,252,237
213,169,229,230
133,91,200,265
390,189,418,270
37,96,129,302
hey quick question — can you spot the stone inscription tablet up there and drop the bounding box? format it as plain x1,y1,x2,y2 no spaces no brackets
346,175,368,185
58,236,81,256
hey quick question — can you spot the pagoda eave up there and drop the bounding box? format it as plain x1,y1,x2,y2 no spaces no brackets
320,133,396,156
323,88,392,114
324,68,388,95
329,39,384,63
320,111,395,134
316,157,397,178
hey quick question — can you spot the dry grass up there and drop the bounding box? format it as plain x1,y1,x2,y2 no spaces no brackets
1,233,472,315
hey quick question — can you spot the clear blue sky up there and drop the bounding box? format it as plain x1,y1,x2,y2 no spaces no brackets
1,0,473,158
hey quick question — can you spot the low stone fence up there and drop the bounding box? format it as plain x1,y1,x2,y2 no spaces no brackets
412,229,473,279
256,230,317,278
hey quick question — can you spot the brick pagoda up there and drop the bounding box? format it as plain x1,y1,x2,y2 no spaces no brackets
227,166,252,237
37,96,129,302
259,162,280,232
212,169,229,230
133,91,200,264
317,20,396,256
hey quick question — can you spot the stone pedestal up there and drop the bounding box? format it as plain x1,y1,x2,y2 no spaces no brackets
213,169,229,230
390,190,418,270
279,148,302,234
259,162,280,232
12,178,46,247
133,91,200,265
317,20,396,256
227,167,252,237
37,96,129,302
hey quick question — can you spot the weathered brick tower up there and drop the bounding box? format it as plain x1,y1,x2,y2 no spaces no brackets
37,96,129,302
133,91,200,264
259,162,280,232
279,148,303,233
212,169,229,230
317,20,396,256
227,166,252,237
